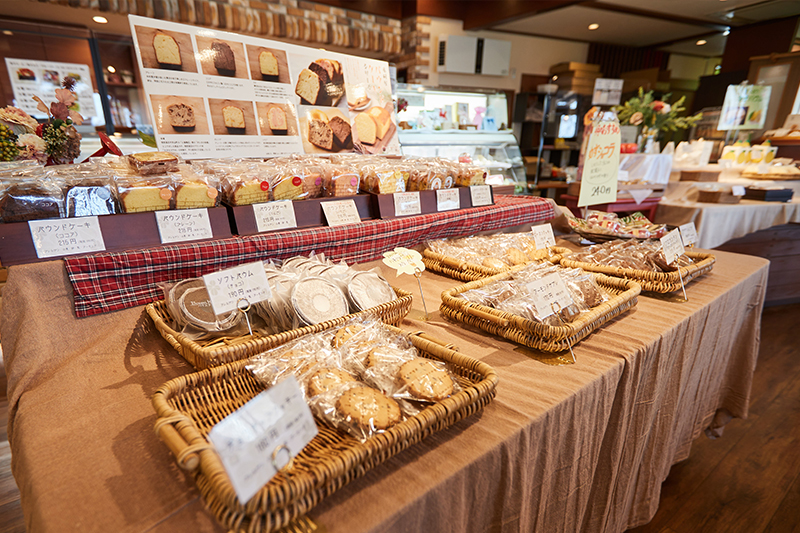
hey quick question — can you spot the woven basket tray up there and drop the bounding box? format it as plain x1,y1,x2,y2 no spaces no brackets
152,328,498,533
146,287,412,370
422,246,571,282
440,270,641,352
558,251,715,293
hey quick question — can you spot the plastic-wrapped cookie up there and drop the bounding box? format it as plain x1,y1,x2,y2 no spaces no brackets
308,367,357,397
291,277,349,325
366,345,410,368
399,358,455,402
505,247,529,266
347,271,396,311
333,324,365,348
336,386,401,430
482,257,507,270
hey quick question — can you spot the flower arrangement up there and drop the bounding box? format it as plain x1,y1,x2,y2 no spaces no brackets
0,76,84,165
614,88,702,135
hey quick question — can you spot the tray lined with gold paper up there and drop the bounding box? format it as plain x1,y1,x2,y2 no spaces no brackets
151,326,498,533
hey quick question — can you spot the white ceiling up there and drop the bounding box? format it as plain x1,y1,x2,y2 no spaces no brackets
598,0,788,25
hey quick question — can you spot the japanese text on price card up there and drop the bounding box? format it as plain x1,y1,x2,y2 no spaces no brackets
470,185,493,207
203,261,272,315
208,376,318,504
531,224,556,249
526,273,574,318
660,229,685,265
28,217,106,258
393,191,422,217
321,199,361,226
679,222,698,247
382,247,425,277
578,118,620,208
254,201,298,233
436,188,460,211
155,209,213,243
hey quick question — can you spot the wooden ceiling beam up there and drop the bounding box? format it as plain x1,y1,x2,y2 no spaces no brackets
579,1,730,32
414,0,583,31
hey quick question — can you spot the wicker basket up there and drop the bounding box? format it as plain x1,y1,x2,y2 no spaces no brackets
146,287,413,370
152,328,498,533
558,251,715,293
422,246,572,282
440,270,641,352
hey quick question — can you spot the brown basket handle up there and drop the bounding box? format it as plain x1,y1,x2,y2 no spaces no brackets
463,305,509,327
441,256,467,270
154,416,201,471
410,331,458,351
162,332,184,354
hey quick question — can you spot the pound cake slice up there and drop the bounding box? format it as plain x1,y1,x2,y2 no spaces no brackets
154,33,182,70
167,103,195,132
296,68,324,105
211,41,236,76
259,50,279,81
367,106,392,140
267,106,288,135
329,115,352,149
354,113,377,145
222,105,246,134
308,109,333,150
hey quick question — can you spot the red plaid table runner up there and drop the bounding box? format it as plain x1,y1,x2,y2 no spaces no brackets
64,195,553,317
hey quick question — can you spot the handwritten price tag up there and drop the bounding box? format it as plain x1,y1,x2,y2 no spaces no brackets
526,273,574,318
578,117,620,208
732,185,746,197
208,376,318,504
470,185,493,207
382,247,425,277
321,199,361,227
436,188,460,211
203,261,272,315
28,216,106,258
393,191,422,217
678,222,698,247
531,224,556,249
155,209,213,244
254,201,298,233
660,228,685,265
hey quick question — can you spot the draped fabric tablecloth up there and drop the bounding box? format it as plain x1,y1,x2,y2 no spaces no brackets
2,248,767,533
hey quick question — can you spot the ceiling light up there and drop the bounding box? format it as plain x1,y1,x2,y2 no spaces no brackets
93,16,108,24
552,75,558,81
107,66,116,73
2,30,12,36
723,28,730,36
696,39,707,45
588,23,599,30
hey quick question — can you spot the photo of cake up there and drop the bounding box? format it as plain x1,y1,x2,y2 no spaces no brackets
299,107,352,153
245,45,290,84
256,102,299,137
196,36,247,79
209,98,256,135
295,58,344,106
352,105,397,154
150,95,209,135
153,32,182,70
133,26,197,73
16,68,35,81
353,113,376,145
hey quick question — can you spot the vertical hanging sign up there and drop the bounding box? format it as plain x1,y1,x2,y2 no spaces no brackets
578,114,621,208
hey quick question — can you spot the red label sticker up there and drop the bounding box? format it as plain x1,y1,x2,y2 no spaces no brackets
315,176,322,186
292,176,302,187
159,189,172,201
350,177,358,186
206,187,218,199
260,181,270,191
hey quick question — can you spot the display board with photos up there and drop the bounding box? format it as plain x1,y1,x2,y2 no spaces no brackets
129,15,400,160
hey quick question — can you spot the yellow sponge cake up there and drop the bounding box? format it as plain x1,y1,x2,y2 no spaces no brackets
259,50,279,81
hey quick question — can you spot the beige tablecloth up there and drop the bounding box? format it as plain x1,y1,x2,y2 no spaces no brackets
1,250,768,533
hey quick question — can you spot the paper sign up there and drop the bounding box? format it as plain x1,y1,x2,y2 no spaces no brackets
629,188,653,205
732,185,746,197
382,247,425,277
28,216,106,259
5,58,97,120
718,84,772,131
436,188,460,211
208,376,318,504
393,191,422,217
321,199,362,227
679,222,698,247
531,224,556,249
526,273,574,319
254,201,298,233
155,208,213,243
470,185,493,207
592,78,624,106
578,117,620,207
660,229,685,265
203,261,272,315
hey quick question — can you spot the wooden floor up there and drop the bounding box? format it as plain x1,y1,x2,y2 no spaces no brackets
0,304,797,533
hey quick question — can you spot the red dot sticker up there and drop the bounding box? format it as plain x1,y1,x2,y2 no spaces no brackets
260,181,270,191
206,187,218,199
350,177,358,186
315,176,322,186
292,176,302,187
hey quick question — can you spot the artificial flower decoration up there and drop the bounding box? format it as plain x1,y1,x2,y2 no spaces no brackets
614,88,701,134
31,76,84,165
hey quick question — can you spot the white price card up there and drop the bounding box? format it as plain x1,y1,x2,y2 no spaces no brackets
578,116,621,208
470,185,493,207
660,228,685,266
732,185,746,197
155,209,213,244
254,201,298,233
531,224,556,249
678,222,698,247
382,247,425,277
28,216,106,259
526,273,574,319
203,261,272,315
436,188,460,211
321,199,362,227
208,375,318,504
393,191,422,217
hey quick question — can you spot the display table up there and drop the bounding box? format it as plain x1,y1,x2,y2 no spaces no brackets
1,245,768,533
561,193,661,220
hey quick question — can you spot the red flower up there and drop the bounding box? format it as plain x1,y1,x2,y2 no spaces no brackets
35,123,44,137
651,101,665,112
50,102,70,121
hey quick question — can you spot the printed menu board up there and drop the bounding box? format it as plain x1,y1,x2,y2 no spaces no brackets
717,84,771,131
129,15,400,159
4,58,97,119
